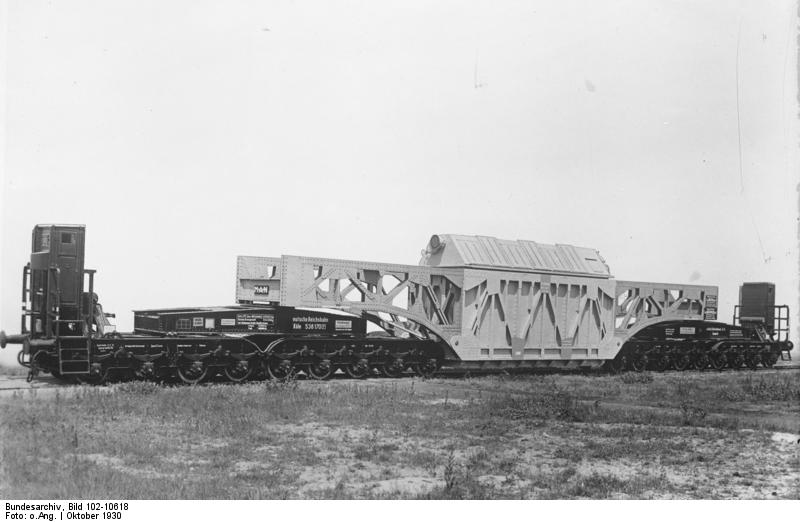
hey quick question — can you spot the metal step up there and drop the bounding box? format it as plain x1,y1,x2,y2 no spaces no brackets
59,339,91,374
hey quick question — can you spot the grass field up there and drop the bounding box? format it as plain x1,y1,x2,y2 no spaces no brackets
0,369,798,499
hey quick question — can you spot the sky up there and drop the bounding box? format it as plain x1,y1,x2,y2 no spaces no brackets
1,0,797,368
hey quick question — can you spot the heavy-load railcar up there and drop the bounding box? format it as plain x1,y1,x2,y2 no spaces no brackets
0,225,792,383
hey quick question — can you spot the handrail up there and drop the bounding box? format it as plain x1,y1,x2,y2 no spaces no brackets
48,266,61,338
84,269,95,335
20,264,30,334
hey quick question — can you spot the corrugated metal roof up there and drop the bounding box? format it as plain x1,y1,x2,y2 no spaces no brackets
420,234,611,277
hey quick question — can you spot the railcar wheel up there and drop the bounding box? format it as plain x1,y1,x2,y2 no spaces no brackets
134,362,158,381
381,358,405,378
266,358,295,380
654,355,670,372
307,359,334,380
630,355,648,372
223,361,253,383
691,353,709,371
708,352,726,371
413,358,439,378
744,351,760,370
345,359,370,379
608,356,627,374
177,362,208,385
726,351,744,370
672,353,691,371
761,351,778,368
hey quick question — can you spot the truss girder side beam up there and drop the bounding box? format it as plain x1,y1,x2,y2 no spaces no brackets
611,279,719,348
245,255,464,345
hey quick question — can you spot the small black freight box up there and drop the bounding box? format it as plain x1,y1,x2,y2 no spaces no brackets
738,282,775,331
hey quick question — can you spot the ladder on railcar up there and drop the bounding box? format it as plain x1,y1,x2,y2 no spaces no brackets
58,269,99,374
733,304,791,360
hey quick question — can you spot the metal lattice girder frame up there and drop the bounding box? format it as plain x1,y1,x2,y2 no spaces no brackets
237,255,463,344
610,280,718,348
236,242,719,365
237,256,282,300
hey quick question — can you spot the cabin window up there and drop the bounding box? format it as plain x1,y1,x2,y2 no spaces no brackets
35,230,51,252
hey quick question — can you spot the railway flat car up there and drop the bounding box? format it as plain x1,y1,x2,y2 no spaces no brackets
0,225,792,383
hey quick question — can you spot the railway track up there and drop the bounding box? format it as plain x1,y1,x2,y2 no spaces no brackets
1,361,796,397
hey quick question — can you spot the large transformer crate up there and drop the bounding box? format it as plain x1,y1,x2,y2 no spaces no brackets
421,235,615,364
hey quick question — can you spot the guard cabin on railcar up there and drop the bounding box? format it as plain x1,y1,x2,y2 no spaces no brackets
5,225,114,376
